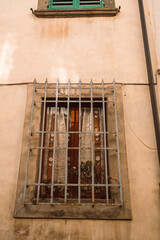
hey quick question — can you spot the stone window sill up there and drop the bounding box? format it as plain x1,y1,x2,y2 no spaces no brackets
33,8,119,18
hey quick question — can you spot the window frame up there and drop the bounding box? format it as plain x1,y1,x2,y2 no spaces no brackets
14,81,132,220
48,0,104,10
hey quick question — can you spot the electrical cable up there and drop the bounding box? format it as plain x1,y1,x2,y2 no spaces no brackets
0,81,155,86
124,113,157,150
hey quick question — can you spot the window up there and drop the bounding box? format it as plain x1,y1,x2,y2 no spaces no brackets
34,0,118,18
48,0,104,9
41,98,107,204
14,81,131,219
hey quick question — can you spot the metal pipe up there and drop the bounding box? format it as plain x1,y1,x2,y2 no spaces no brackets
37,80,48,203
34,100,113,103
30,146,117,150
27,183,120,187
113,80,123,205
0,81,152,86
78,80,81,204
102,80,109,203
51,80,59,204
23,80,36,203
138,0,160,164
32,131,110,134
64,80,70,203
90,80,95,205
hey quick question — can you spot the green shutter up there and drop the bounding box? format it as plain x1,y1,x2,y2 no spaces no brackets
79,0,103,9
49,0,104,9
49,0,74,9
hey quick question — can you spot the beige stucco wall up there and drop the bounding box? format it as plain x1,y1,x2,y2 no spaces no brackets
0,0,159,239
0,0,147,83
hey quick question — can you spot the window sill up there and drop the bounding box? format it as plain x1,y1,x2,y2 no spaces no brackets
33,8,119,18
14,204,131,220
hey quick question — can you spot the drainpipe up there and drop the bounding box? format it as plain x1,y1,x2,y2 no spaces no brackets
138,0,160,164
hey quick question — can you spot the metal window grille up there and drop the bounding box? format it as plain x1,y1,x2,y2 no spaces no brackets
23,80,123,207
49,0,104,9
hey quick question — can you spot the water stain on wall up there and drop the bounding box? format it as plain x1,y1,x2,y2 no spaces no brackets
39,20,69,40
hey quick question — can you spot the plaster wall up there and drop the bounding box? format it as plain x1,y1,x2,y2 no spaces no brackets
0,0,147,83
0,85,159,240
0,0,159,239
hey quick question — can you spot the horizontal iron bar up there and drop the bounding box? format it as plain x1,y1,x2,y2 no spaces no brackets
29,146,117,150
31,131,112,134
34,82,113,86
36,87,113,90
27,183,120,187
34,100,113,103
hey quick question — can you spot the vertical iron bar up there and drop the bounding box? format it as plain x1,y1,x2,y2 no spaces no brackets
37,80,48,204
90,80,95,205
113,80,123,205
51,80,59,204
65,80,70,203
102,80,109,204
78,80,81,204
23,80,36,203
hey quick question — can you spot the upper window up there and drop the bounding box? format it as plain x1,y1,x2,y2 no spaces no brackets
49,0,104,9
34,0,118,17
14,81,131,219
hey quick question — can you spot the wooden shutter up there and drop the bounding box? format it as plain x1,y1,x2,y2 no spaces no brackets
79,0,103,8
50,0,74,9
49,0,103,9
